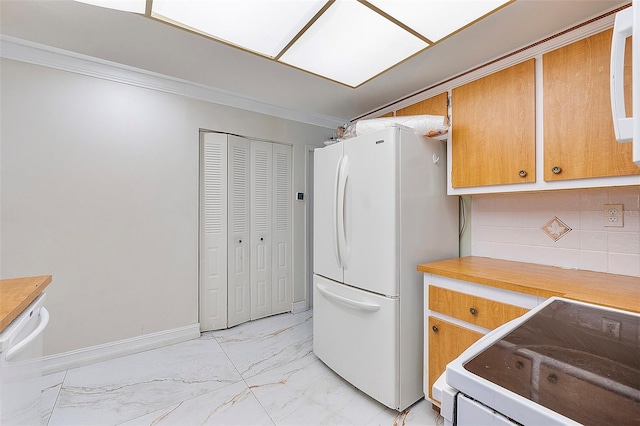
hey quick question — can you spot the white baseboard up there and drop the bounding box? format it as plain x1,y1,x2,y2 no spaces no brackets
42,324,201,375
291,301,308,314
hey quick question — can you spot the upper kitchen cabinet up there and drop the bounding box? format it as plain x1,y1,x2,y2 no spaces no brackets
396,92,448,117
543,29,639,181
450,60,536,188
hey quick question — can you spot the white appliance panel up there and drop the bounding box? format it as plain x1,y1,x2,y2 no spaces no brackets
313,275,400,409
1,293,48,426
343,128,399,296
313,142,344,283
611,3,640,165
456,394,517,425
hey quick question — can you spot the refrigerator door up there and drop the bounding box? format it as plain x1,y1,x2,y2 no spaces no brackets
343,128,398,296
313,142,344,283
313,275,400,409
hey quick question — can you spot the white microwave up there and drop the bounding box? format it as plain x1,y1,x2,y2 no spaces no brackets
611,1,640,166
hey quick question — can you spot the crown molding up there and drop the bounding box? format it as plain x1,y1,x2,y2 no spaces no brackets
0,35,345,129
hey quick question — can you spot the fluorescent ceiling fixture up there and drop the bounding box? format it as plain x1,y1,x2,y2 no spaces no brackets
369,0,512,42
73,0,515,87
280,1,428,87
151,0,326,58
75,0,146,14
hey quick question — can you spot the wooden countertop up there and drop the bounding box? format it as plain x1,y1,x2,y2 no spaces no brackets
418,257,640,314
0,275,52,332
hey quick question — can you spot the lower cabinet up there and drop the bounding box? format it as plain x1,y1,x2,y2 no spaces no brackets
424,275,541,404
427,316,482,401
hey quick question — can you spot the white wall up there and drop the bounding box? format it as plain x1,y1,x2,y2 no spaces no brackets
0,58,330,356
471,186,640,276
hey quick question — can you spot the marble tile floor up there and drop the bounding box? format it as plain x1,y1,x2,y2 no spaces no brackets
41,310,442,426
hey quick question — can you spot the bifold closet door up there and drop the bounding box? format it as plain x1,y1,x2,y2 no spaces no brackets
227,135,251,328
200,133,229,331
250,141,273,320
200,134,291,330
250,142,292,320
271,143,292,315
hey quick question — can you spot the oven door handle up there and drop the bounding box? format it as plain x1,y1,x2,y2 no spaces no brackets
5,307,49,362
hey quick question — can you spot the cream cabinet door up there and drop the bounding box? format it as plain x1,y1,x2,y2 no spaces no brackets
250,141,273,320
199,132,228,331
227,135,251,328
271,143,292,315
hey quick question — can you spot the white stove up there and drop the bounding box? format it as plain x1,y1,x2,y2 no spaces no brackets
435,297,640,426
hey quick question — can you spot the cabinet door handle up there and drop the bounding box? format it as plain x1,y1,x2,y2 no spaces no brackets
518,170,527,177
547,374,558,384
432,325,439,333
551,166,562,174
469,307,478,316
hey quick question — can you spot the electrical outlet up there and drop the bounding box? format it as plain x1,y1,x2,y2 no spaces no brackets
602,318,621,338
604,204,624,227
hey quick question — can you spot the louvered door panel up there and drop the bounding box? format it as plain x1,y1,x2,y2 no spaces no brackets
199,133,228,331
227,135,251,327
272,143,292,315
250,141,273,320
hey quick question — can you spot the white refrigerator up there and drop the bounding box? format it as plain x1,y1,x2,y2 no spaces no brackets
313,126,459,411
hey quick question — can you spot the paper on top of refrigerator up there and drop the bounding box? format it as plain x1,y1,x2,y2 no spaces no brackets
336,114,449,140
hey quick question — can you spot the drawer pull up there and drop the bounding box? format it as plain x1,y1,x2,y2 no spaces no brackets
469,307,478,316
515,361,524,370
432,325,439,333
547,374,558,384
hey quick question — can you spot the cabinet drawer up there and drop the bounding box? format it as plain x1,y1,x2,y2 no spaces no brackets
429,285,529,330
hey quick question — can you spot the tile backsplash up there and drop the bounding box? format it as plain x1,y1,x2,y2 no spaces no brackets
471,186,640,277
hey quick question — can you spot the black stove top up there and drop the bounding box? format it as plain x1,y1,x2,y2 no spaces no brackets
464,299,640,426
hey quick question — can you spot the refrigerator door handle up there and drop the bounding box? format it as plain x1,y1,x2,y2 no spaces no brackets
336,155,350,268
333,156,344,268
316,283,380,312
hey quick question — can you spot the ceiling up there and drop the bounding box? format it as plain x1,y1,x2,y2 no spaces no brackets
0,0,629,127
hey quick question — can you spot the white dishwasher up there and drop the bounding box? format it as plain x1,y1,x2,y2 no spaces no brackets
0,293,49,425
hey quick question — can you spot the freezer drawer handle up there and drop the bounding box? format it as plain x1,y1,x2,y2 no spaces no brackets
316,284,380,312
5,307,49,362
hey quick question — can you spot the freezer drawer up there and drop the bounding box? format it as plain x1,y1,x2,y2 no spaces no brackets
313,275,400,409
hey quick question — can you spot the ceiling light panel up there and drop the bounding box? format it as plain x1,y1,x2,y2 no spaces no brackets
368,0,512,42
279,0,429,87
151,0,326,58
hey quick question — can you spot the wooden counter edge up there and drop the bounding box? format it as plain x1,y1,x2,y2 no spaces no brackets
418,257,640,313
0,275,52,332
417,260,562,299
